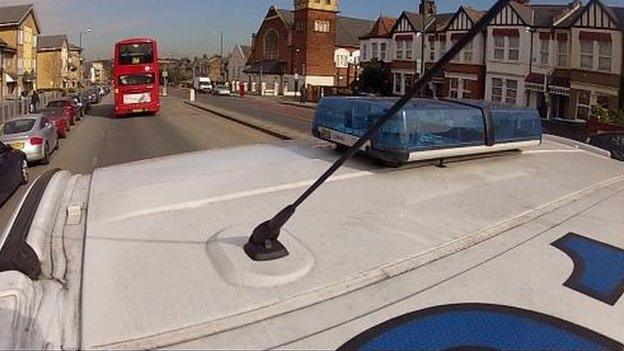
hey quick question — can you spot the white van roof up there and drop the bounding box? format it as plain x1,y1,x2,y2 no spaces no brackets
80,139,624,349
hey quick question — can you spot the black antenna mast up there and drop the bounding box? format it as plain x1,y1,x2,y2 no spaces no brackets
244,0,512,261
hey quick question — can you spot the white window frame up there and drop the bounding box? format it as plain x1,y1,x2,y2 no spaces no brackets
508,36,519,61
539,38,549,65
336,54,348,68
449,78,459,98
494,36,505,60
395,40,404,60
380,42,387,61
505,79,518,105
394,72,401,94
371,43,378,59
492,78,503,102
405,40,413,60
557,39,568,67
597,40,612,72
18,29,24,45
580,40,593,68
575,90,591,119
314,20,330,32
362,44,367,61
462,39,473,62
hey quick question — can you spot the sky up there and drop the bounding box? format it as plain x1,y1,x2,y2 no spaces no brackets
3,0,623,60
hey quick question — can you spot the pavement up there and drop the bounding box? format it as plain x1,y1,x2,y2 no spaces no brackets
170,88,316,139
0,94,276,233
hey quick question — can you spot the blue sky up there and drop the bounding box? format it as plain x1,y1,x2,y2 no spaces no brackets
3,0,623,60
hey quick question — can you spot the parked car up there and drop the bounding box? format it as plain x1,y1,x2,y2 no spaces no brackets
88,90,101,104
47,98,78,125
0,115,58,164
41,108,70,138
0,141,28,205
588,132,624,161
212,84,231,96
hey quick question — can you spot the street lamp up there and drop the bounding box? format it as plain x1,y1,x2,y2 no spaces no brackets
79,28,92,88
209,30,224,82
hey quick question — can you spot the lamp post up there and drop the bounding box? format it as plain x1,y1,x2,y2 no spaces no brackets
79,28,92,88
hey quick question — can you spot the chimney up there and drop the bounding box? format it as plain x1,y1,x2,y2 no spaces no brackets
419,0,437,16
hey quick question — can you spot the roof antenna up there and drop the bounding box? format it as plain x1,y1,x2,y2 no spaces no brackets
244,0,512,261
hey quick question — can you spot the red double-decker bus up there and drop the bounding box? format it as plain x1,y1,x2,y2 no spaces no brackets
113,38,160,117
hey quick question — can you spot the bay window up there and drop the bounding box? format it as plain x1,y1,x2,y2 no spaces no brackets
557,39,568,67
372,43,378,59
494,36,505,60
540,39,549,64
491,78,517,105
396,40,404,59
506,80,517,105
508,36,519,61
380,43,387,60
492,78,503,102
576,90,591,119
463,40,473,62
598,41,612,71
580,40,593,68
405,40,413,60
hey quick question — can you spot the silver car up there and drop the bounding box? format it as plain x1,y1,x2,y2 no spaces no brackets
213,85,231,96
0,115,59,164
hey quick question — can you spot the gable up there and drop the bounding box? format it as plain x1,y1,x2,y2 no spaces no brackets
448,8,474,31
491,4,527,26
393,13,416,33
573,0,618,29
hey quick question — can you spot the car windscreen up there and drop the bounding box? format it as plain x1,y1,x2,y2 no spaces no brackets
118,73,154,86
2,119,36,135
118,43,153,65
48,101,68,108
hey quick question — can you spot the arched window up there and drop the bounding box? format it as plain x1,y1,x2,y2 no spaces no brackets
264,30,278,60
334,48,350,68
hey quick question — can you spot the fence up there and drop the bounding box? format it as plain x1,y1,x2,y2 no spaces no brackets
0,91,60,123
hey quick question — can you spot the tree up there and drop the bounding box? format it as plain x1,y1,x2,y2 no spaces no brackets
356,58,392,96
592,105,624,127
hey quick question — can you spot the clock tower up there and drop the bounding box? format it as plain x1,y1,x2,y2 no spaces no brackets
293,0,339,86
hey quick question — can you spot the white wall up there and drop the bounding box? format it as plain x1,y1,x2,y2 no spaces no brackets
570,28,622,75
360,38,394,63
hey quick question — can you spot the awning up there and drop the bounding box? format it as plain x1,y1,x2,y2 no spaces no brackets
243,60,285,75
525,73,546,92
548,75,571,96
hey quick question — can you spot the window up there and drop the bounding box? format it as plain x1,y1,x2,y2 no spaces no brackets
540,39,549,64
429,40,435,61
264,30,278,60
394,73,401,93
372,43,378,59
439,39,446,57
405,40,413,60
396,40,404,59
508,36,519,61
462,79,471,98
463,39,473,62
557,40,568,67
492,78,503,102
580,40,593,68
314,20,330,32
18,30,24,45
119,43,154,64
596,93,610,109
576,90,591,119
449,78,459,98
380,43,387,60
404,74,412,90
598,41,612,71
494,36,505,60
505,79,517,105
336,54,348,68
362,44,367,60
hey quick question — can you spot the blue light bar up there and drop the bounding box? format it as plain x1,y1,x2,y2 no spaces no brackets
312,97,542,166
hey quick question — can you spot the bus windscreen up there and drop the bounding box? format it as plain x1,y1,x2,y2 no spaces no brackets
118,43,153,65
118,74,154,86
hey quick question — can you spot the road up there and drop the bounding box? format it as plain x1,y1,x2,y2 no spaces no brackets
0,95,275,232
170,89,315,135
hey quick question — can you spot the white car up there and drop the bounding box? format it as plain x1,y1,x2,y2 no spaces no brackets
1,134,623,349
212,85,231,96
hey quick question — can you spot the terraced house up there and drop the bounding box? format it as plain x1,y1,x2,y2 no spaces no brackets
36,34,70,90
0,4,41,98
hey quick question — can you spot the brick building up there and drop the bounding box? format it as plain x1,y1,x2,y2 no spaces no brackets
245,0,373,95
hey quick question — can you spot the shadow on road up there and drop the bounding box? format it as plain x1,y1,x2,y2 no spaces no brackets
87,102,156,120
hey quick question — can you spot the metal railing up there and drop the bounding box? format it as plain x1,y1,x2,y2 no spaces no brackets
0,91,61,123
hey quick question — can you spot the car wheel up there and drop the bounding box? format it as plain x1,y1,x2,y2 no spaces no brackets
21,159,29,184
41,142,50,165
